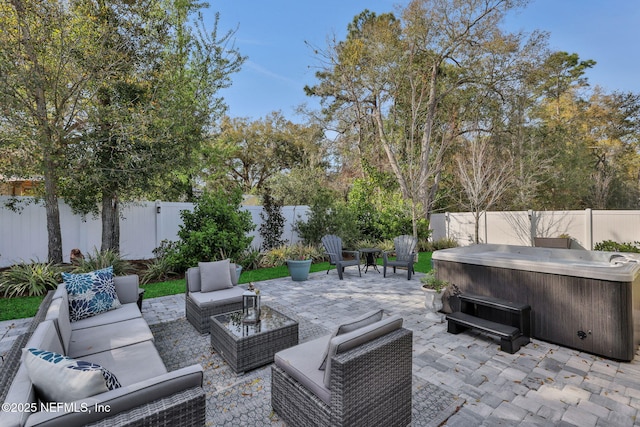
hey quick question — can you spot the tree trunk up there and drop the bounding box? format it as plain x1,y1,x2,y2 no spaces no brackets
43,155,63,264
101,192,120,253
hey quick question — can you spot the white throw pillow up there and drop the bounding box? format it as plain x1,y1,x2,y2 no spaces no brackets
23,348,121,402
198,259,233,292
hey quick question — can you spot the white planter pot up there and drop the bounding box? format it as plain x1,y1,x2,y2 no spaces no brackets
421,286,445,323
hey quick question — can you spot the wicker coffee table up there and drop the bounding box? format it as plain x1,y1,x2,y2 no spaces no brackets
209,305,299,373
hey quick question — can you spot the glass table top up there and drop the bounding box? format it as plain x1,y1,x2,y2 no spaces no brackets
212,306,296,338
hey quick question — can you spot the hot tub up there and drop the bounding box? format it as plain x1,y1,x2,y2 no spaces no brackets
432,244,640,361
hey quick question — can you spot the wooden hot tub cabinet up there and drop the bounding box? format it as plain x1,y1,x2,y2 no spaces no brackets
432,245,640,361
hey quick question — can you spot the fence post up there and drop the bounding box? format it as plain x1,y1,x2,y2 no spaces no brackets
445,212,450,240
528,210,536,246
154,200,162,250
585,208,593,250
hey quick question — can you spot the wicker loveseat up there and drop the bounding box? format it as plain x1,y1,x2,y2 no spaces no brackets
271,311,413,427
185,260,245,334
0,275,205,427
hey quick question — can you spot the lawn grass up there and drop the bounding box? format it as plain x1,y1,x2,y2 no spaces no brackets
0,253,434,322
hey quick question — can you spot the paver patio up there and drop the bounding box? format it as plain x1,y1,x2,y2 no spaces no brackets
2,269,640,426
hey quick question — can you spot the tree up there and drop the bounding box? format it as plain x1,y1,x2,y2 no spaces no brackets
0,0,127,262
214,113,326,194
455,134,514,243
61,1,244,252
307,0,531,236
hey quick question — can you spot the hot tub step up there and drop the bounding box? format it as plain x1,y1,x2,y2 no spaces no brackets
446,312,529,354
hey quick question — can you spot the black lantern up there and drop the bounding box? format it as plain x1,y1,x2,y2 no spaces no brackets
242,284,261,324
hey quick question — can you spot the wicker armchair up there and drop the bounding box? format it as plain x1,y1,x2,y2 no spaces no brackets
185,261,245,334
383,235,418,280
321,234,361,280
271,316,413,427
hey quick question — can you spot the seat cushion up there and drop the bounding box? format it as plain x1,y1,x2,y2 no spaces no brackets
68,318,154,358
199,260,233,292
84,340,167,387
62,266,122,322
274,335,331,405
70,303,141,330
323,315,403,388
319,309,383,370
188,286,245,307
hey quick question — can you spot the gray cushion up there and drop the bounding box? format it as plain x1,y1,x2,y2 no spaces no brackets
0,320,63,427
113,275,140,305
69,303,141,331
319,309,383,370
188,287,245,307
186,267,201,293
24,365,203,427
323,315,403,388
45,297,72,354
84,340,167,387
68,318,154,358
0,363,36,427
274,335,331,405
199,260,233,292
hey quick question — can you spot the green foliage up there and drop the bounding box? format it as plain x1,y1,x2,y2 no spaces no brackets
259,190,287,251
234,247,262,271
173,188,255,270
347,177,431,241
74,249,134,276
420,237,460,252
594,240,640,253
0,261,62,298
420,270,448,293
295,197,361,248
258,243,324,268
141,257,177,285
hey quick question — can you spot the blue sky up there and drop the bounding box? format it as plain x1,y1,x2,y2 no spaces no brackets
208,0,640,122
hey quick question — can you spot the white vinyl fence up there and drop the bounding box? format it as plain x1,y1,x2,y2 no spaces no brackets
430,209,640,250
0,197,308,268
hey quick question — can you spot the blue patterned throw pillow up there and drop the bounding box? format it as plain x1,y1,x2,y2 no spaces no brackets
24,348,121,402
62,266,122,322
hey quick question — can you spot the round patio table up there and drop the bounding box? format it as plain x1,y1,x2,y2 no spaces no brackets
360,248,382,273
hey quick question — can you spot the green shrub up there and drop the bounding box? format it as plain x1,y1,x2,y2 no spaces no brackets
74,249,134,275
259,243,324,268
141,257,177,285
259,190,287,251
235,247,262,271
0,261,62,297
295,197,361,248
421,237,459,252
173,188,255,270
594,240,640,253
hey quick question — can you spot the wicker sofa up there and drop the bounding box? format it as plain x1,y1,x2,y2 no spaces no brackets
271,311,413,427
185,260,245,334
0,275,205,427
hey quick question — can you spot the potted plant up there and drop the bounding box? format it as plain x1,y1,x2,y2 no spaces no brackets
286,244,318,282
420,270,448,322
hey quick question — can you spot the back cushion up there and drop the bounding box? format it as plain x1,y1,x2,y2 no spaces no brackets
45,297,72,354
198,260,233,292
319,309,383,369
323,315,403,388
186,267,201,293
